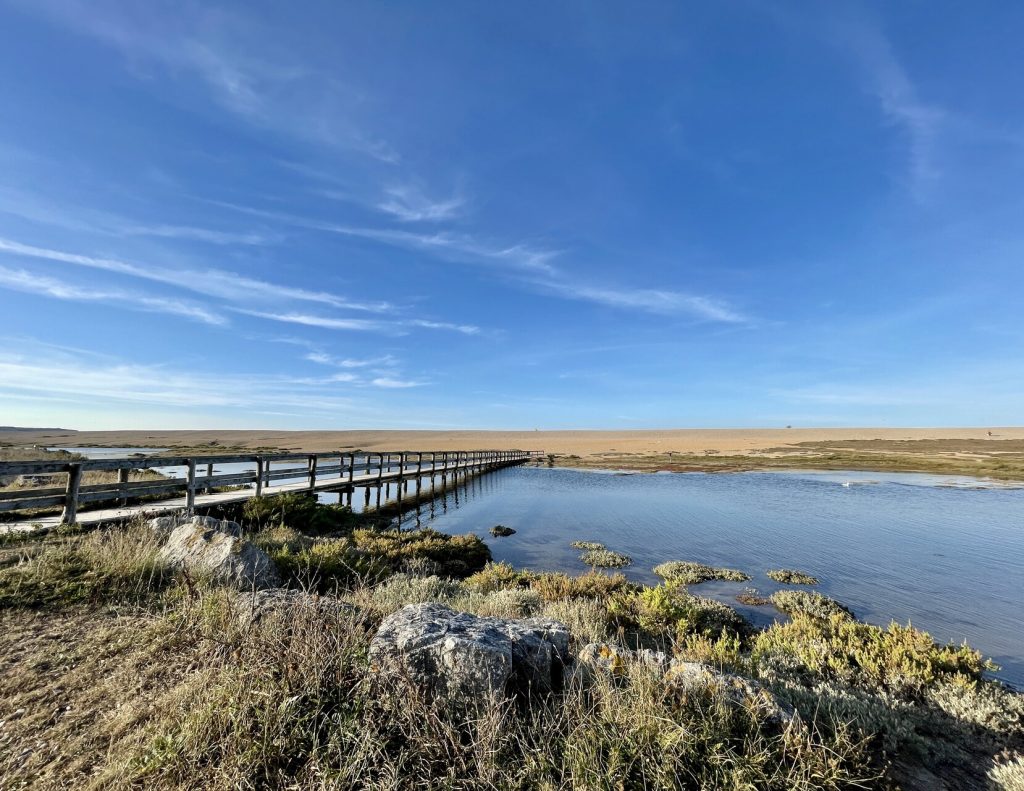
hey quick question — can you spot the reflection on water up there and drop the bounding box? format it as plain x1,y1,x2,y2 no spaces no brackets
410,466,1024,688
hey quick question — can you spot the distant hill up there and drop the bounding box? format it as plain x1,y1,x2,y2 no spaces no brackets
0,427,76,432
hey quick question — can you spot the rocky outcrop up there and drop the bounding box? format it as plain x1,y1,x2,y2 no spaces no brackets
575,643,795,726
369,603,570,700
148,513,242,537
157,519,278,589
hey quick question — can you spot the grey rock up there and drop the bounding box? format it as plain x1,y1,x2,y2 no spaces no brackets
667,659,795,726
157,521,279,589
369,603,570,701
148,515,183,535
573,642,668,682
188,514,242,537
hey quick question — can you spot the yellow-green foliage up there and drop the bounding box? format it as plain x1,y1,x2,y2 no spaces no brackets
530,570,634,602
770,590,853,620
767,568,819,585
608,583,751,639
349,527,491,577
753,614,992,696
579,548,632,569
676,632,748,673
463,561,534,593
653,560,751,584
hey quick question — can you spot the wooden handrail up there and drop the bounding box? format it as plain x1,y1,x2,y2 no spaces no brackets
0,449,539,524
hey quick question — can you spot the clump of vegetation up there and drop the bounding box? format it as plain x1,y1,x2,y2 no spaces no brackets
569,540,605,551
463,561,534,593
489,524,515,537
580,548,632,569
653,560,751,584
531,570,634,602
240,492,359,534
736,587,771,606
754,613,992,696
767,568,820,585
770,589,854,620
608,583,751,640
348,527,491,578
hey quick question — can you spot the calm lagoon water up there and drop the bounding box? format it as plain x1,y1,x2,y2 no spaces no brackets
411,465,1024,688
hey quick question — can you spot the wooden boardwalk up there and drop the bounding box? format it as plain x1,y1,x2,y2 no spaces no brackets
0,450,536,533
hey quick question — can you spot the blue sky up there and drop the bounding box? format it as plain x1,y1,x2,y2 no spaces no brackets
0,1,1022,430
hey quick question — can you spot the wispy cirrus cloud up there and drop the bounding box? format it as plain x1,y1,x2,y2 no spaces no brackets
0,342,432,420
306,352,399,368
214,200,744,321
839,15,944,198
371,377,427,389
538,281,746,323
0,236,391,312
232,309,387,333
377,184,465,222
0,264,226,325
235,308,481,336
120,223,277,246
17,0,400,163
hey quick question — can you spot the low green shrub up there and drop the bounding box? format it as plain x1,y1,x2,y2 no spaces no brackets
463,561,534,593
653,560,751,584
241,493,358,534
580,548,632,569
770,590,853,620
767,568,819,585
569,540,605,551
753,613,992,696
351,528,491,578
530,570,634,602
608,583,751,640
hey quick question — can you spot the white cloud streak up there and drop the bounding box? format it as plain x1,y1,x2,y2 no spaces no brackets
215,201,744,322
0,236,391,313
0,265,226,325
377,184,465,222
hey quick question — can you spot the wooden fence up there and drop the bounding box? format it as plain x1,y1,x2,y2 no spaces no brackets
0,450,538,525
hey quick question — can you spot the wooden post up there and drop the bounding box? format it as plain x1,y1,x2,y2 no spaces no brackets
308,454,318,490
255,458,264,496
118,466,129,506
347,453,355,484
186,459,197,513
265,459,272,491
61,463,82,525
377,453,384,485
205,462,214,493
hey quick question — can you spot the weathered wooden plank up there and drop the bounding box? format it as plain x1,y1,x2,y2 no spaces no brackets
0,496,67,512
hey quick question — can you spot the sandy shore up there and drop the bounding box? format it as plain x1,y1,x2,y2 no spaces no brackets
2,426,1021,454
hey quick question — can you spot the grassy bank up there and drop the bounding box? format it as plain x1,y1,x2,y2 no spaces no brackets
0,497,1021,789
541,438,1024,482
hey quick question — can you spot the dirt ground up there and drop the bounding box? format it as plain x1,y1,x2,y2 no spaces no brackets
2,426,1022,455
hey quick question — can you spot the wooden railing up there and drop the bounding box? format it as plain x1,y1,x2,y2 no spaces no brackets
0,449,539,524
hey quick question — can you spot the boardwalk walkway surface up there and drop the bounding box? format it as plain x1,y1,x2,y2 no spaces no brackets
0,449,537,533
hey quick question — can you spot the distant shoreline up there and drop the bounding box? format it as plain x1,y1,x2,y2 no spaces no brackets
4,426,1023,483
